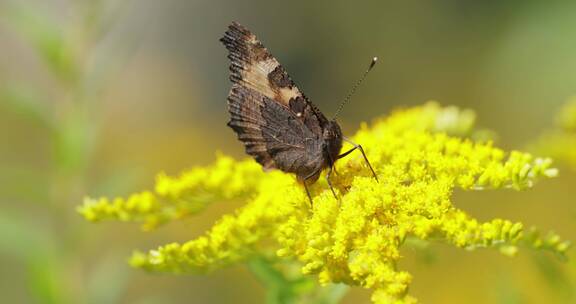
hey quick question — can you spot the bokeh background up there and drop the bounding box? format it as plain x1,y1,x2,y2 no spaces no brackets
1,0,575,303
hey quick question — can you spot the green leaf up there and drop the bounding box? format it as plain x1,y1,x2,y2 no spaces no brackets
0,84,53,128
1,2,77,82
0,212,64,303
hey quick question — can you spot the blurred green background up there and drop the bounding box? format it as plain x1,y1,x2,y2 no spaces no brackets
1,0,575,303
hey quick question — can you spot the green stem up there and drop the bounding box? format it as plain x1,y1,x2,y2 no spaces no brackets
246,257,349,304
247,256,300,304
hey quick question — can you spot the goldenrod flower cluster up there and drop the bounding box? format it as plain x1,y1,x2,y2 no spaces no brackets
79,155,264,230
79,102,569,303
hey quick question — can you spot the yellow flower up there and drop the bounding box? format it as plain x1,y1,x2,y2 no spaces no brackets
79,154,264,230
79,102,568,303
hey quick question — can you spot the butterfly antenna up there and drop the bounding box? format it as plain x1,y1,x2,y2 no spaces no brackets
332,56,378,120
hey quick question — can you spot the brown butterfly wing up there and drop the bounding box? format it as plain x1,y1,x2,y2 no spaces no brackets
220,22,329,136
227,85,322,177
221,22,328,177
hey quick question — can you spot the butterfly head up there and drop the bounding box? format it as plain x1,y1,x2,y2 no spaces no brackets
323,120,343,166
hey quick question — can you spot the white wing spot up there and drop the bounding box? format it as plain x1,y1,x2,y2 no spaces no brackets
296,112,302,117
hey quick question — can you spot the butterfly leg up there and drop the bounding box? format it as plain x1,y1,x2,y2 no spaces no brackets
332,166,339,175
303,181,313,208
326,166,338,200
338,137,379,182
303,170,320,208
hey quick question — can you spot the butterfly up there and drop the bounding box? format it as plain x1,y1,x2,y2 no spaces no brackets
220,22,378,205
